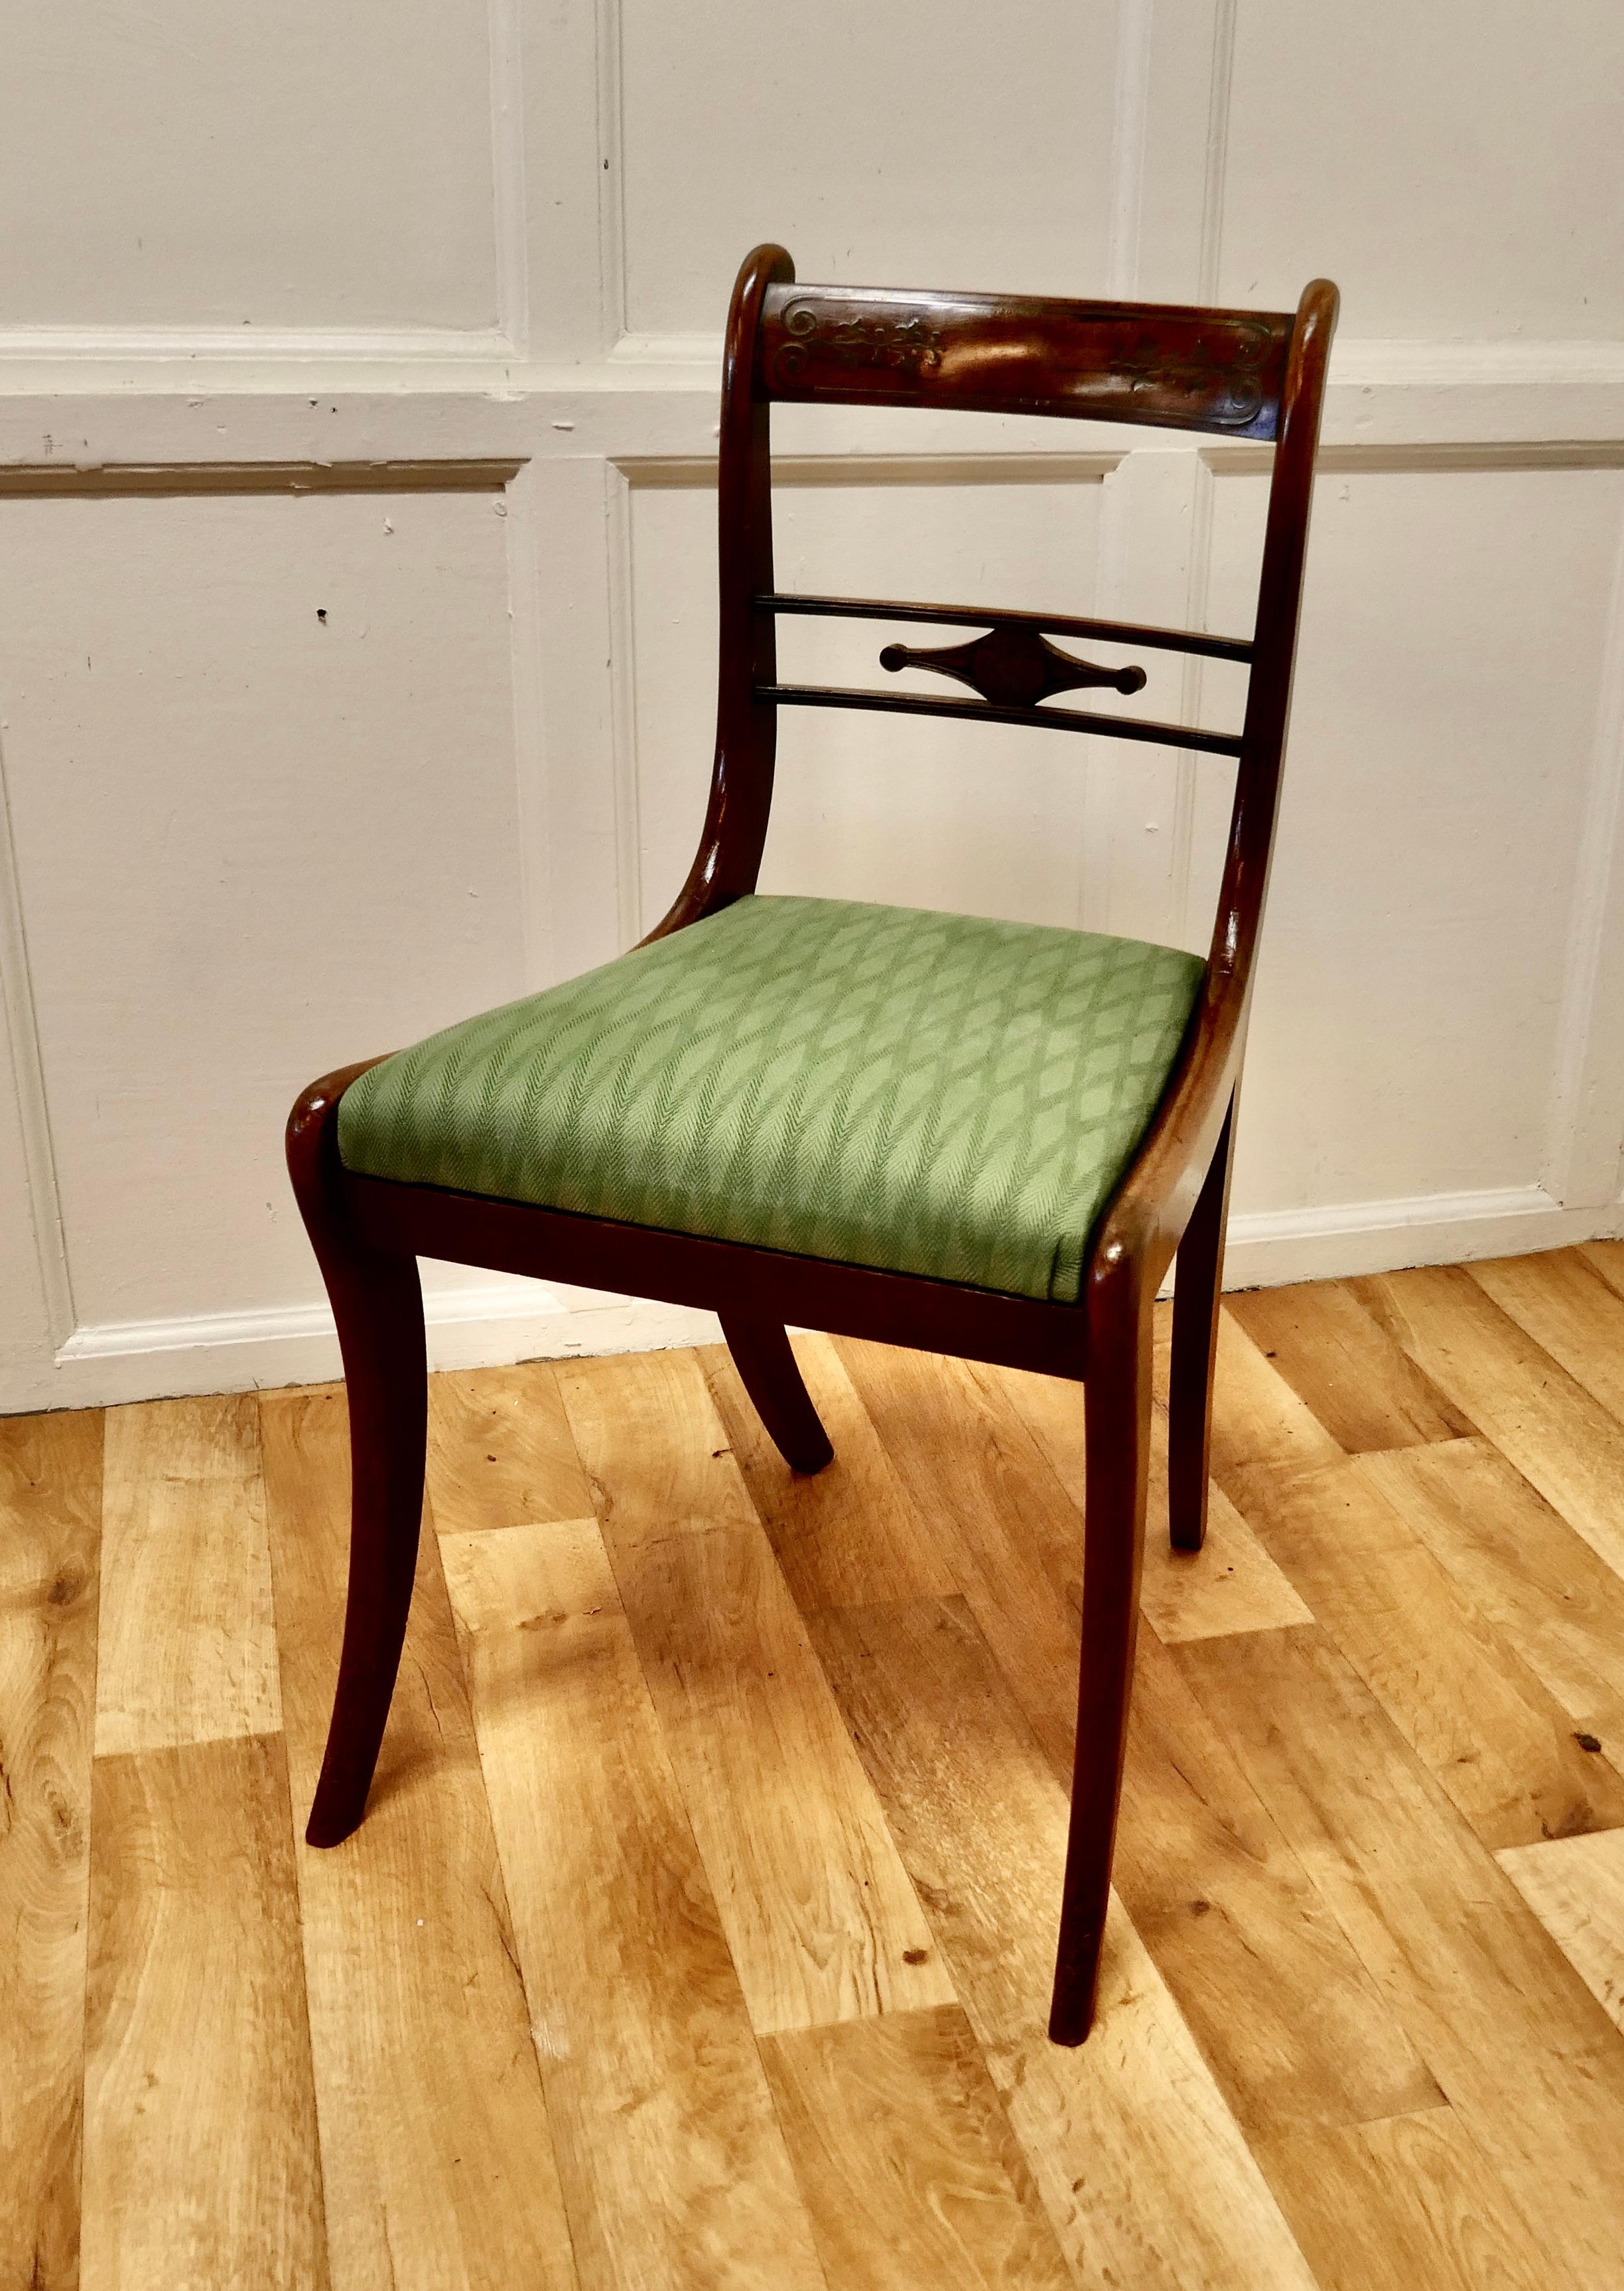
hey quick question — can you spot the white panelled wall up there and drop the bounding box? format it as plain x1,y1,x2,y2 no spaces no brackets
1,0,1622,1409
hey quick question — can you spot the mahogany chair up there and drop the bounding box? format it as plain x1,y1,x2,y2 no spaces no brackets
289,245,1338,2046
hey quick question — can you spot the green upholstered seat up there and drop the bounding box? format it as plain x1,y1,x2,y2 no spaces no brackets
336,895,1204,1305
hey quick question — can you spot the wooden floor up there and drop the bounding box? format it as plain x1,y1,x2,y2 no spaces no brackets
7,1249,1624,2288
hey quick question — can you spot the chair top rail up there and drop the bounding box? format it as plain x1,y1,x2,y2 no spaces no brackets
760,591,1254,665
759,681,1245,758
758,281,1296,440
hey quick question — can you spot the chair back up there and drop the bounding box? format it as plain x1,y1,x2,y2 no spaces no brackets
656,243,1338,1014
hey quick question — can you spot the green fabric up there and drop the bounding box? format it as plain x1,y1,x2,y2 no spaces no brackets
336,895,1203,1304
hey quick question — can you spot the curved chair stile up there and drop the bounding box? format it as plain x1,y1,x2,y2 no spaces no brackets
287,243,1339,2047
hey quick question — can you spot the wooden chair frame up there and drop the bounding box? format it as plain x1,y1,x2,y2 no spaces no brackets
288,245,1337,2045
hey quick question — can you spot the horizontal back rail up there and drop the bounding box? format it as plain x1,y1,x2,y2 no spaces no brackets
762,592,1253,664
759,681,1244,758
758,283,1295,439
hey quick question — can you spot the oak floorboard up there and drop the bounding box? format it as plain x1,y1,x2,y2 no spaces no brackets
1209,1321,1624,1848
0,1409,103,2291
701,1330,957,1610
758,2004,1071,2290
1351,1266,1624,1581
261,1386,579,2291
1116,1628,1444,2133
1357,1438,1624,1748
977,1355,1312,1642
426,1359,593,1536
1252,2110,1553,2291
553,1348,761,1546
440,1517,825,2291
1207,1308,1347,1490
1497,1829,1624,2038
809,1595,1318,2291
559,1346,949,2034
1180,1623,1624,2291
23,1244,1624,2288
610,1524,952,2032
82,1734,328,2291
831,1340,1085,1780
96,1393,280,1755
1225,1279,1473,1452
1577,1237,1624,1300
1467,1246,1624,1430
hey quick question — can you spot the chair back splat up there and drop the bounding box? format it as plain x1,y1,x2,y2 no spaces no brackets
287,242,1338,2055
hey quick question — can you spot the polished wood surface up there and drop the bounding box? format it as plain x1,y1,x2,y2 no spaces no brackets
7,1247,1624,2286
757,283,1294,437
764,588,1256,661
289,244,1337,2040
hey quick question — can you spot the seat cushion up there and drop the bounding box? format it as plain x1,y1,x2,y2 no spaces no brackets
336,895,1204,1304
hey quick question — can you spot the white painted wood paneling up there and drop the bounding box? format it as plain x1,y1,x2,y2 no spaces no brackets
618,0,1120,339
0,0,1620,1407
0,489,523,1328
0,0,501,335
1201,462,1624,1212
1220,2,1624,338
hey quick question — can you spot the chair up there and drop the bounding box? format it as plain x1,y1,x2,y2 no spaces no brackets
287,245,1338,2046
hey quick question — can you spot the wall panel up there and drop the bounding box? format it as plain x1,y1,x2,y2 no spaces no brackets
618,0,1120,337
1221,1,1624,338
0,0,500,332
1198,460,1624,1212
0,489,524,1331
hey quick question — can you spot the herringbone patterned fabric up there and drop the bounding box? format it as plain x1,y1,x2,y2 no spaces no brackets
336,896,1203,1302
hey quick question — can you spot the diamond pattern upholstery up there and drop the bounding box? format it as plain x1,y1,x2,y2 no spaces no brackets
335,895,1204,1304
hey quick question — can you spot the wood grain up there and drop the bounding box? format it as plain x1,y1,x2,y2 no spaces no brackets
1207,1319,1624,1846
553,1347,760,1547
0,1409,102,2291
832,1340,1085,1779
1180,1622,1624,2291
1205,1307,1347,1493
1253,2109,1552,2291
758,2004,1071,2289
616,1523,953,2032
1467,1247,1624,1426
426,1359,592,1535
979,1354,1312,1641
1356,1436,1624,1745
1352,1265,1624,1578
82,1734,328,2291
96,1394,280,1754
560,1344,949,2033
1115,1627,1443,2132
440,1517,825,2291
809,1595,1319,2291
21,1245,1624,2288
261,1385,578,2291
701,1330,956,1610
1498,1829,1624,2038
1226,1279,1473,1451
1578,1237,1624,1301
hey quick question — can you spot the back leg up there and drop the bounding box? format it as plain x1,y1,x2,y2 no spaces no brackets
1168,1098,1236,1553
719,1315,834,1474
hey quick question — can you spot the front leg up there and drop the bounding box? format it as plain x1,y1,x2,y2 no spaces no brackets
1048,1249,1153,2043
287,1068,429,1846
